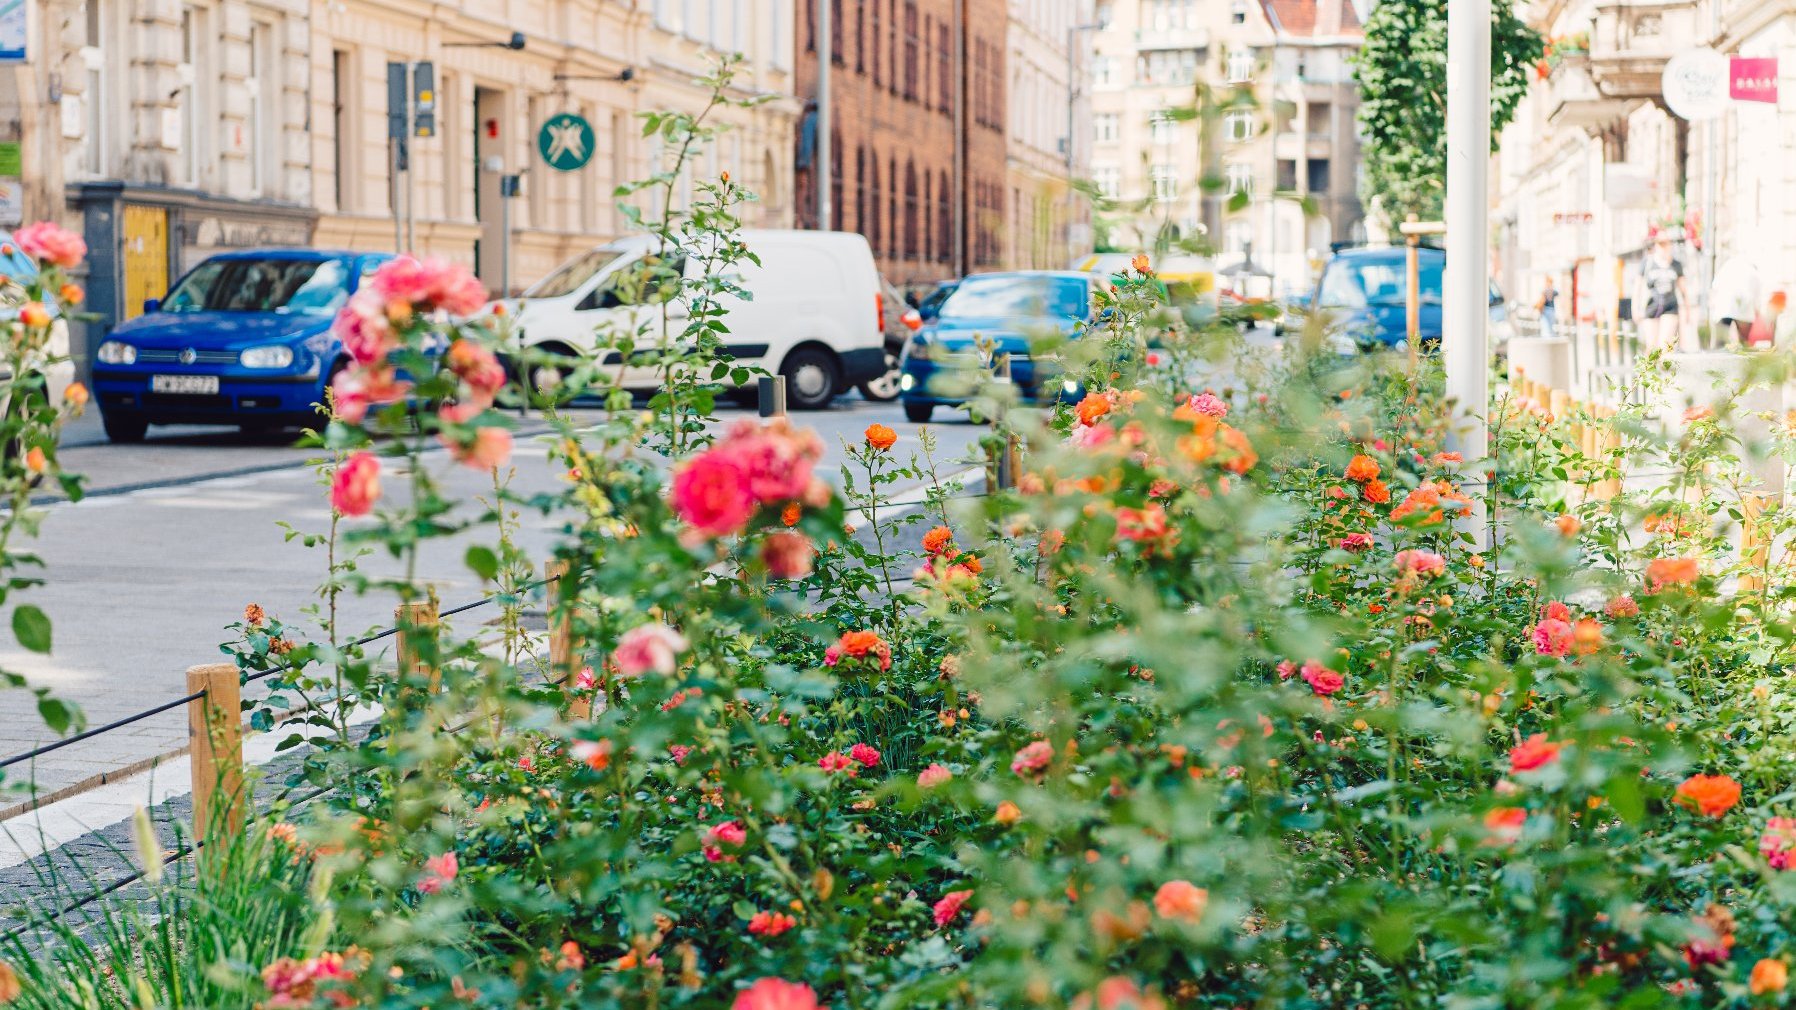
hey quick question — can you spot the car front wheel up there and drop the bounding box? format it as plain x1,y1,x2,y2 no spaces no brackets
102,412,148,444
903,401,934,423
857,350,902,402
780,347,840,411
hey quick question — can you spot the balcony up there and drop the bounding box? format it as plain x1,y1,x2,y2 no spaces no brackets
1545,54,1632,131
1274,131,1333,161
1587,0,1702,100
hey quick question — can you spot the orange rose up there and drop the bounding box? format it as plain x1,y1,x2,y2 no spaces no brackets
1646,557,1700,591
18,302,48,328
1555,514,1581,537
1508,734,1563,773
1076,392,1113,427
1362,479,1391,505
1152,880,1208,922
922,526,955,556
1675,773,1741,817
781,501,801,526
864,423,897,451
1571,618,1604,655
1752,958,1789,996
57,283,83,304
1345,454,1380,483
1131,253,1151,274
63,382,88,408
994,801,1022,825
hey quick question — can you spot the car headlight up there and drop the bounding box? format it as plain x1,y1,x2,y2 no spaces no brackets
904,334,933,361
1061,378,1080,394
96,340,136,365
240,345,295,369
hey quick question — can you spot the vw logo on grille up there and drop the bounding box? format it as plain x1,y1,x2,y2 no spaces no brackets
178,347,197,365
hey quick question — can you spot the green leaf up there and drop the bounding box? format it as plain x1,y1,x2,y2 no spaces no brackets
13,605,51,653
465,545,499,582
36,695,72,733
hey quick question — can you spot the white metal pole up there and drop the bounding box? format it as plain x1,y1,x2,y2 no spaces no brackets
817,0,833,231
1444,0,1491,484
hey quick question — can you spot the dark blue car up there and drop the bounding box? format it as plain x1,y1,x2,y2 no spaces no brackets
897,271,1097,423
93,249,392,442
1312,247,1444,349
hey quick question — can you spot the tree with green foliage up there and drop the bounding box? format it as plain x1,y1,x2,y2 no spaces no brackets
1354,0,1543,225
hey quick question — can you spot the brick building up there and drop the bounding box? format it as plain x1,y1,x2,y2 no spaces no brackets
793,0,1009,287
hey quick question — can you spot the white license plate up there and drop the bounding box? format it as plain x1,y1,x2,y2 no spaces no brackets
150,374,219,395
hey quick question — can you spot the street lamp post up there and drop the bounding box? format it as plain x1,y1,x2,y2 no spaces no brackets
817,0,832,231
1444,0,1491,523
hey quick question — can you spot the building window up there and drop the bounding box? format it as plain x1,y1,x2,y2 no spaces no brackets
854,147,866,233
332,49,350,209
79,0,108,177
1309,102,1334,136
938,23,951,113
1146,0,1195,30
867,158,882,250
1093,55,1116,88
1225,110,1255,142
801,0,812,50
887,157,899,257
1139,49,1198,85
1093,164,1120,199
870,0,881,84
178,5,205,186
937,169,950,261
1231,0,1247,25
1226,162,1253,197
1151,164,1179,203
1307,158,1331,193
1093,113,1118,144
1094,1,1113,28
1225,222,1250,256
830,129,843,227
831,0,844,62
854,1,864,70
903,1,919,100
248,22,274,195
1150,110,1176,146
1277,159,1297,192
1227,49,1254,84
903,161,918,259
922,172,933,262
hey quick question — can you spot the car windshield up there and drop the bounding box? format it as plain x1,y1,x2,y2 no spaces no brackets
939,276,1088,320
526,247,632,299
1319,257,1445,308
163,258,353,315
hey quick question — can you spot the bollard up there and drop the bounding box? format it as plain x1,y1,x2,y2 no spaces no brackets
186,663,244,847
547,560,590,718
758,375,787,418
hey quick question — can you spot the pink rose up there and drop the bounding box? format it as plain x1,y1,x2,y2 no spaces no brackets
13,221,86,269
760,530,815,579
818,751,856,774
331,365,410,424
1393,549,1446,578
333,294,395,365
917,763,952,788
670,451,755,538
446,339,506,405
1531,618,1574,657
417,851,458,895
705,820,747,848
442,425,512,470
1187,392,1229,418
330,452,381,516
1011,740,1054,777
369,256,488,316
1338,532,1374,552
932,888,974,927
731,978,821,1010
849,743,881,768
614,623,688,677
1300,660,1344,696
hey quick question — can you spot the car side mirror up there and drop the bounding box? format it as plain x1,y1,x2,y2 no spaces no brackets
1490,291,1503,307
902,309,923,331
142,298,161,314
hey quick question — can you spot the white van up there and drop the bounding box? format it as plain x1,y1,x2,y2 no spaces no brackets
504,230,886,410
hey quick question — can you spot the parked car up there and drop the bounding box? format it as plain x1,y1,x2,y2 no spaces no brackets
1311,246,1514,352
0,234,76,416
897,271,1099,423
92,249,392,443
503,230,886,411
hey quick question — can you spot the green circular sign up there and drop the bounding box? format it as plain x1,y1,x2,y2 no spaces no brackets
538,113,595,172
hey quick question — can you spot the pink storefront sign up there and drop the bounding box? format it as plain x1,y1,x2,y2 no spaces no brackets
1730,56,1778,104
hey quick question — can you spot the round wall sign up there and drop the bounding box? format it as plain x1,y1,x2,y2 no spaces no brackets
538,113,595,172
1662,48,1730,121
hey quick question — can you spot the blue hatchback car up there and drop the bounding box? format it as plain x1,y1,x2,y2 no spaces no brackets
93,249,393,442
897,271,1098,423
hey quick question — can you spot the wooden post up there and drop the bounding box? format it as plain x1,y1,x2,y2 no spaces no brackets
1740,494,1770,595
547,560,590,718
186,663,244,846
396,598,440,694
992,353,1016,490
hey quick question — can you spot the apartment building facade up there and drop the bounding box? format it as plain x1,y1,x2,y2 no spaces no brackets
0,0,799,367
1494,0,1796,336
1004,0,1094,270
1088,0,1363,296
791,0,1010,287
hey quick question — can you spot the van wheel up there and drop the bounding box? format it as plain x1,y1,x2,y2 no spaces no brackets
903,401,934,423
857,350,902,402
102,412,148,444
780,347,840,411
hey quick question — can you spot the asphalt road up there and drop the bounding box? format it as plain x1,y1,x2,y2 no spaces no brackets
0,395,987,800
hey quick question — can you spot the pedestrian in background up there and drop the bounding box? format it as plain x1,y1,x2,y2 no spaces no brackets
1638,234,1689,352
1709,255,1760,348
1537,275,1559,340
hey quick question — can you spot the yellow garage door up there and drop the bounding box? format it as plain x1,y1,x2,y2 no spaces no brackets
121,205,168,320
